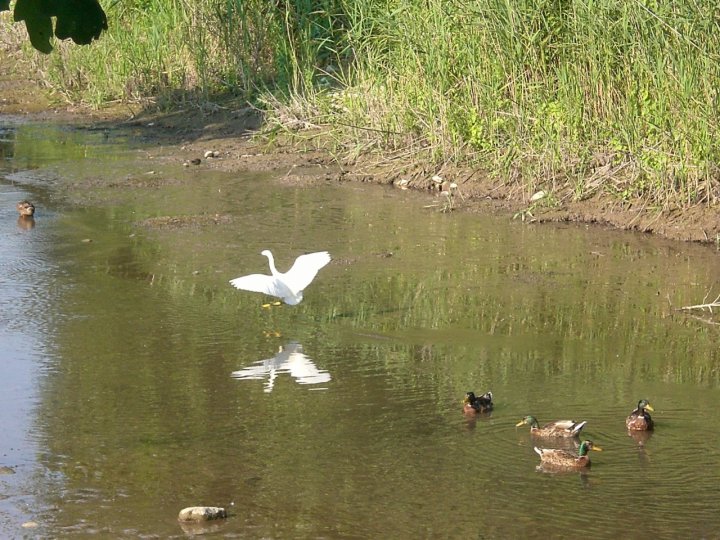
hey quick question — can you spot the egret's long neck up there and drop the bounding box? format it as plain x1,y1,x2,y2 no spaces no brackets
264,251,279,276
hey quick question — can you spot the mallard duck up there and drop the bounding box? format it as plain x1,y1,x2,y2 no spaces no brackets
516,415,587,438
16,200,35,217
462,391,493,414
534,440,602,470
626,399,654,431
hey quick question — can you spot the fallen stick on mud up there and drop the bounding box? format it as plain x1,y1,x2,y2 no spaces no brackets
683,313,720,326
677,292,720,313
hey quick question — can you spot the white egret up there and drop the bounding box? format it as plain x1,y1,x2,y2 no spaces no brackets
229,250,331,305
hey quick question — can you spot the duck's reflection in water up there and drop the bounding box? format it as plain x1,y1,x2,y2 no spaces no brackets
17,216,35,230
628,429,653,466
231,342,331,393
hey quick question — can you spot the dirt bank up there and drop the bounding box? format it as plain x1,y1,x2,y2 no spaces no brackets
2,65,719,245
117,102,720,246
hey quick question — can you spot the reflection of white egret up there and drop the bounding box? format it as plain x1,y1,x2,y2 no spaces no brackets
231,342,331,393
229,250,331,305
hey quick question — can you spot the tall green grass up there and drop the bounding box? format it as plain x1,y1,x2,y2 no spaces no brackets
31,0,720,209
35,0,344,106
331,0,720,208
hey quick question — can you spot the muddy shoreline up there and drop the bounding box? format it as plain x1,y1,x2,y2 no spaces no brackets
124,103,720,246
2,81,720,246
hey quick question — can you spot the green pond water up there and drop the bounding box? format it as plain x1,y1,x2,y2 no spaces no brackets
0,118,719,539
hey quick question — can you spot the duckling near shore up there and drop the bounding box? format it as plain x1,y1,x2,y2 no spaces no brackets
16,200,35,217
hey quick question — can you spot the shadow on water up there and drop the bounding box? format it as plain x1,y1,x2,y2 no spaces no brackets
1,118,720,537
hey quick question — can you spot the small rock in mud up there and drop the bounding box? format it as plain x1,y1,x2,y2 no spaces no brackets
0,466,15,475
204,150,220,158
178,506,227,522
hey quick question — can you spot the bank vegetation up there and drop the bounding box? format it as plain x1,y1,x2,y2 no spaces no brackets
15,0,720,230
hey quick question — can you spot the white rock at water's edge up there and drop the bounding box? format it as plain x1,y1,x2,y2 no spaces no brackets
178,506,227,522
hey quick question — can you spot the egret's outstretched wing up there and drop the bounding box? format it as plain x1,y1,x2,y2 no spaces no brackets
229,274,282,297
283,251,331,293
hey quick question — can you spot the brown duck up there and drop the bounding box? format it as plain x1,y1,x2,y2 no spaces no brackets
516,415,587,438
534,440,603,470
626,399,654,431
17,200,35,217
462,391,493,414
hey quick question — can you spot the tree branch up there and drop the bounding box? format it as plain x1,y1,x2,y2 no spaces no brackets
677,292,720,313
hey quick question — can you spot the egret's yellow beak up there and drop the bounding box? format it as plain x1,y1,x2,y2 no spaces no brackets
515,420,526,427
645,404,654,412
591,446,603,452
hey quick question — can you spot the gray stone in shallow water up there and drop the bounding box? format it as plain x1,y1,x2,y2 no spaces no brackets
178,506,227,522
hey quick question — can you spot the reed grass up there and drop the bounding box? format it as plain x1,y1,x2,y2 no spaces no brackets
330,0,720,208
27,0,720,209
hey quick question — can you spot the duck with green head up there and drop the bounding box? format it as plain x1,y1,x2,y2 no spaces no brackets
463,391,493,414
534,440,603,470
516,415,587,438
626,399,654,431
